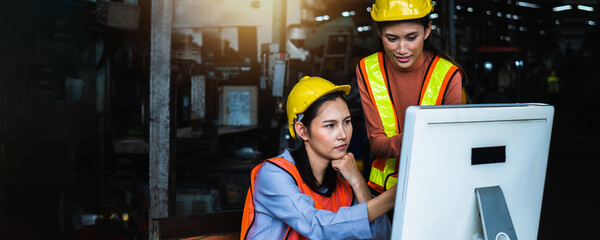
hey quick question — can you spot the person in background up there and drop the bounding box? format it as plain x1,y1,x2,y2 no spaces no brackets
546,70,560,102
356,0,465,194
241,76,395,239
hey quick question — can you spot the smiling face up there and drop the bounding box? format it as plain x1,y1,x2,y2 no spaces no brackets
296,98,353,163
379,20,432,71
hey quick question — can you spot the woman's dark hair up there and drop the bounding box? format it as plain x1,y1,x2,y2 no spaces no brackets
290,91,348,197
376,16,466,78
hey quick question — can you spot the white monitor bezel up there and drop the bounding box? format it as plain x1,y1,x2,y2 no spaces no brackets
390,103,554,239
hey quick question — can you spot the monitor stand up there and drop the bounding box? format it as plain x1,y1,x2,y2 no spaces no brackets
475,186,518,240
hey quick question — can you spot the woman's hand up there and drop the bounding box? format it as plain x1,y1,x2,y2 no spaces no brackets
331,152,372,203
331,152,363,186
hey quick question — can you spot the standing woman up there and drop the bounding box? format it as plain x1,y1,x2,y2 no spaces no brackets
241,76,395,239
357,0,464,194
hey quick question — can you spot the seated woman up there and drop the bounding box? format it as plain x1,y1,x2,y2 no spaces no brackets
241,76,396,239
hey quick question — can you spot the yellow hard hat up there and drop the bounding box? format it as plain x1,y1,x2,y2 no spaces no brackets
371,0,434,22
286,76,351,140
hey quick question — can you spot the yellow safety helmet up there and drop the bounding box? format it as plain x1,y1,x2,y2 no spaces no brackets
371,0,434,22
286,76,351,140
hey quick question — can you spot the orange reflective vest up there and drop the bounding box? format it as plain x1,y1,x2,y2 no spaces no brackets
359,52,459,193
240,157,354,240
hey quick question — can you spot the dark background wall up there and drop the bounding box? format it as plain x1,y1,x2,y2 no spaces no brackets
1,1,109,239
1,0,599,239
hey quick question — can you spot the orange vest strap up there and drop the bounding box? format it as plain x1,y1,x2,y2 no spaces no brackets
241,160,265,240
437,65,459,105
419,55,458,105
361,53,459,193
241,157,354,240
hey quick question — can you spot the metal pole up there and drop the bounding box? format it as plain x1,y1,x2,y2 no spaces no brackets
448,0,456,57
149,0,172,238
272,0,287,53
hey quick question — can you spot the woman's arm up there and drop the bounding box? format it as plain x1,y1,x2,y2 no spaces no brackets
253,162,376,239
332,152,396,222
356,65,403,158
367,185,396,222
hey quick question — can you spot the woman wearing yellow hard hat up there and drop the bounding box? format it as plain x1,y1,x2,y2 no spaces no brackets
241,76,395,239
356,0,465,194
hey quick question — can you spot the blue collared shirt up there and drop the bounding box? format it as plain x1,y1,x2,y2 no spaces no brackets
245,149,391,239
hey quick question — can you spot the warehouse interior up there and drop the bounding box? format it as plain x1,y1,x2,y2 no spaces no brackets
1,0,599,239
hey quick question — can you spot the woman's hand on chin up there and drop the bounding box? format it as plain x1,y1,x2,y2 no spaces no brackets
331,153,363,187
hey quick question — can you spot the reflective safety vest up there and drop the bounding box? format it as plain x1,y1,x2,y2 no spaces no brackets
547,74,559,94
240,157,354,240
359,52,459,193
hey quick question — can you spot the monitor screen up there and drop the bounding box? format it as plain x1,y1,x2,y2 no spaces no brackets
390,103,554,240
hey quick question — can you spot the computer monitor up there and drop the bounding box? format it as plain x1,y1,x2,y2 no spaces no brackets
390,103,554,240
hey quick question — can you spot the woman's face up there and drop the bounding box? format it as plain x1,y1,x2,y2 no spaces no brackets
379,21,431,71
301,98,352,162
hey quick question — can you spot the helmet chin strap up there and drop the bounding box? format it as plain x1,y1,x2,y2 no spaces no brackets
296,113,305,123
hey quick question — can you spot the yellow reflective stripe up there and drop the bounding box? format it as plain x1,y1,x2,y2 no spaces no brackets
368,158,398,190
386,176,398,189
364,54,457,191
363,53,397,137
368,166,384,187
420,57,454,106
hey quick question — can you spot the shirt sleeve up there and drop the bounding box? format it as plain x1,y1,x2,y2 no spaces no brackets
252,161,390,239
369,212,392,239
356,65,403,158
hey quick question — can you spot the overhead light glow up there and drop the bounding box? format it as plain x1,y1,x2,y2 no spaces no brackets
577,5,594,12
341,11,356,17
467,7,474,12
553,5,572,12
484,61,493,71
516,1,540,9
505,36,512,41
357,25,372,32
515,60,524,67
589,20,597,26
315,15,330,22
